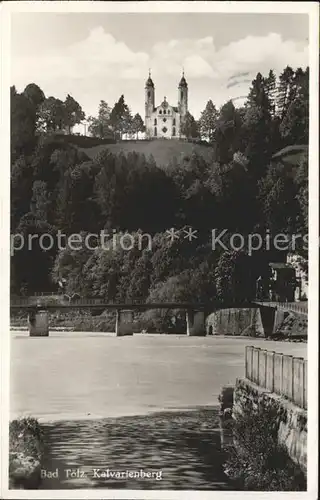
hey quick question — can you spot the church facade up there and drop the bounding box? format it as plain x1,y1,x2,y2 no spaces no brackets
145,71,188,139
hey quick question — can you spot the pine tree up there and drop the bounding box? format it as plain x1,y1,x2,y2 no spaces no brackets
64,94,85,134
243,73,273,177
215,100,242,164
264,70,277,117
131,113,145,139
279,67,309,145
110,95,132,140
199,100,218,142
30,180,50,222
180,111,199,139
88,100,112,138
276,66,295,119
23,83,45,109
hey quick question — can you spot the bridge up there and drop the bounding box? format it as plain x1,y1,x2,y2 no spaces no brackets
11,297,307,337
11,298,214,337
254,300,308,316
11,298,258,337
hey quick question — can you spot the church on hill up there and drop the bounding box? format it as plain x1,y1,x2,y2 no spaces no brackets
145,71,188,139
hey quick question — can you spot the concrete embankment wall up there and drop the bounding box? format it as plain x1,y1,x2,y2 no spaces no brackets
232,346,308,474
206,308,265,337
233,378,307,475
272,310,308,338
206,307,307,338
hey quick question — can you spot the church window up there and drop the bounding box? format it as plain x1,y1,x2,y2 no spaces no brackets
173,127,176,136
148,91,151,98
181,91,183,100
163,109,166,114
162,126,167,133
173,118,176,126
159,110,162,114
163,118,166,123
154,127,157,136
154,118,157,125
167,110,170,114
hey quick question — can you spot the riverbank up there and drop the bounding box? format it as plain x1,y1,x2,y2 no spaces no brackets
9,418,44,489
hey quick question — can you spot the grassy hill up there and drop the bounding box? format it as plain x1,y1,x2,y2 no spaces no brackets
77,139,215,169
272,145,308,165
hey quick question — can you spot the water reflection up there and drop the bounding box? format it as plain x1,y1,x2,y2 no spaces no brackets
41,407,232,490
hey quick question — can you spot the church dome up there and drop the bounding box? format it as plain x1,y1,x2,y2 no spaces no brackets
161,96,168,108
179,73,188,88
145,71,154,88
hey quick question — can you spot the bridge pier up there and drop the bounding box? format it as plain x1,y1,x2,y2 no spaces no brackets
29,309,49,337
186,310,205,336
272,307,288,334
115,309,134,336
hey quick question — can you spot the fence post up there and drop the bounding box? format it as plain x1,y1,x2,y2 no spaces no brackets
258,349,267,388
292,355,294,402
292,357,305,408
303,360,308,409
252,347,260,385
245,346,254,380
245,346,248,378
266,350,275,392
274,352,283,395
282,355,294,402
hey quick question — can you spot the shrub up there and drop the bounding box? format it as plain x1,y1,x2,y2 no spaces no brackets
10,418,43,457
10,309,117,332
225,401,306,490
134,310,187,333
52,134,116,148
73,315,115,332
9,417,44,489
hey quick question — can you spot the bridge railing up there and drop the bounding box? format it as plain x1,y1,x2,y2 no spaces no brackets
10,297,208,309
245,346,307,409
10,297,134,307
254,301,308,316
276,302,308,315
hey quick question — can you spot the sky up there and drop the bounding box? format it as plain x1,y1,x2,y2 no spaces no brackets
11,12,309,127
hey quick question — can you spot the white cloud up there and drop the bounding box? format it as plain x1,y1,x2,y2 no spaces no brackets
12,27,309,120
150,32,308,82
148,31,308,116
196,36,214,48
13,26,150,84
184,55,216,78
215,32,308,79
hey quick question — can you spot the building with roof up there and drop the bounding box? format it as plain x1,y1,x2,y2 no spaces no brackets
256,262,297,302
145,71,188,139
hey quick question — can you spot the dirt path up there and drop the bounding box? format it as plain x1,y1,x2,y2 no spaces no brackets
40,408,233,490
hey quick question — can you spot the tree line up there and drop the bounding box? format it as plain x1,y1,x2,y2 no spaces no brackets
11,83,145,156
88,97,145,140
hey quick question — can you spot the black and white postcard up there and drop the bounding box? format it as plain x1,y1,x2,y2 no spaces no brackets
0,1,318,499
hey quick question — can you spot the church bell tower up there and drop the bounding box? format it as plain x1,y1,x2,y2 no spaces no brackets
145,70,155,119
178,70,188,119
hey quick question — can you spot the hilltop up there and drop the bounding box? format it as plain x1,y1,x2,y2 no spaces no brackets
272,145,308,165
76,138,215,169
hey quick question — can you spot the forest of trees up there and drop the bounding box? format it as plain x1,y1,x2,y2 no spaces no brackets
11,66,309,308
87,98,145,140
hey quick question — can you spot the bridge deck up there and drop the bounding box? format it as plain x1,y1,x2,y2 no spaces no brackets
11,298,308,315
10,302,210,310
254,301,308,316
